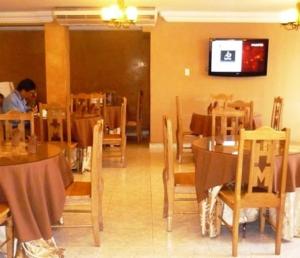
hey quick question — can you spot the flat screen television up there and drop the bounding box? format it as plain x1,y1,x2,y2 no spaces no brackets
208,38,269,77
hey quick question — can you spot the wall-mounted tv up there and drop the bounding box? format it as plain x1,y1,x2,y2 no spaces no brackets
208,38,269,77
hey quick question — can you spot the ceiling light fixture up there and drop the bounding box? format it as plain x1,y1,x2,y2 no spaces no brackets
100,0,138,27
281,2,300,30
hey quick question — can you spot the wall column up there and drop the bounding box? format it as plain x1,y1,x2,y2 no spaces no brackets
44,22,70,105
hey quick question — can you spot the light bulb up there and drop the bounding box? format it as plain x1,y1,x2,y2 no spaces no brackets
101,7,113,21
280,8,297,23
125,6,138,21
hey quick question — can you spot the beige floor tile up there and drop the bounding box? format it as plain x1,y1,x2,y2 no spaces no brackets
49,143,300,258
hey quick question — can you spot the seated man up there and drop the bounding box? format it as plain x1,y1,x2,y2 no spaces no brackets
3,78,36,113
0,93,4,113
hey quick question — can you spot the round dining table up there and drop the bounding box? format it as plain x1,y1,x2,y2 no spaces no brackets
189,113,263,136
0,142,73,242
71,106,121,148
192,136,300,240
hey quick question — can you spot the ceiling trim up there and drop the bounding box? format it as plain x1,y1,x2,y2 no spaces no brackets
0,9,285,26
160,10,282,23
0,11,53,24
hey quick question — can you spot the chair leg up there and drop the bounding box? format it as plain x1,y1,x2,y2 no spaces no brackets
275,206,284,255
242,223,247,238
15,241,26,258
176,133,183,163
215,199,222,236
162,170,168,218
167,216,172,232
232,207,240,257
6,216,14,258
259,208,266,233
99,178,104,231
137,123,142,143
120,142,126,167
91,213,100,246
167,184,174,232
199,200,208,236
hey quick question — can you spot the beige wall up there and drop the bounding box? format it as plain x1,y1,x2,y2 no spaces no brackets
150,19,300,143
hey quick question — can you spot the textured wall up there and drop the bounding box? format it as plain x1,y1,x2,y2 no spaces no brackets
0,31,46,102
70,30,150,130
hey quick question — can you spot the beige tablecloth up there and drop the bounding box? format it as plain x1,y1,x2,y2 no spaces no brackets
0,143,73,242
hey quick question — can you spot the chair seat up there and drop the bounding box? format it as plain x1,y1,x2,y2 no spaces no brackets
103,134,122,144
174,172,195,186
0,203,10,218
219,188,280,209
65,181,91,197
126,120,138,126
183,131,197,136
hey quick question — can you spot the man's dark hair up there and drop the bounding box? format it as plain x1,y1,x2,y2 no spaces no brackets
16,78,36,92
0,93,4,99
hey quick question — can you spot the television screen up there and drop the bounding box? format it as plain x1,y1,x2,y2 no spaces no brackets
208,38,269,76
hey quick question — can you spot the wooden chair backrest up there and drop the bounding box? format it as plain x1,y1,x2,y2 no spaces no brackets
210,93,233,109
175,96,183,135
136,90,143,123
0,110,34,142
271,97,283,130
227,100,254,129
235,127,290,201
162,115,174,187
211,107,245,137
71,92,106,116
91,119,103,204
120,97,127,140
39,103,71,144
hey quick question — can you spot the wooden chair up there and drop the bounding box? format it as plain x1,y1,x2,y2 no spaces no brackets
0,110,34,142
126,90,143,143
227,100,254,129
71,92,106,117
0,204,14,258
216,127,290,256
54,119,104,246
211,107,246,137
210,93,233,109
271,97,283,130
103,97,127,167
38,103,76,164
175,96,198,163
162,115,197,232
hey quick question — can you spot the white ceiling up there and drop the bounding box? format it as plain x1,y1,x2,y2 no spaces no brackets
0,0,298,26
0,0,297,12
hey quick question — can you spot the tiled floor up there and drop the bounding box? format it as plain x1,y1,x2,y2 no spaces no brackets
53,143,300,258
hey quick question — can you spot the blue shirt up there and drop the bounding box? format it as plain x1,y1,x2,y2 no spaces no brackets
3,90,29,113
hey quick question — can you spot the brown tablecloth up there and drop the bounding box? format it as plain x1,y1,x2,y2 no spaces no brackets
71,114,100,148
105,105,121,129
192,138,300,202
190,113,263,136
71,106,121,147
0,143,73,241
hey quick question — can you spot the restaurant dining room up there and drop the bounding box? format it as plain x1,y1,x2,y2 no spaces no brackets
1,0,300,258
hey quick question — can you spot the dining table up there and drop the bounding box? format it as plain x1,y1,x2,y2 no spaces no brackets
0,142,73,242
189,112,263,136
71,106,121,171
192,136,300,240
